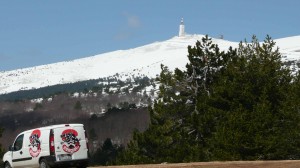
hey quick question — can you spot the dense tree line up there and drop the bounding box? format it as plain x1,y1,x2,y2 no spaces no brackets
0,127,4,168
115,35,300,164
90,138,124,166
0,75,152,101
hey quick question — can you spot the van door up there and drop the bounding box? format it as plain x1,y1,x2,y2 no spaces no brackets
11,134,33,167
53,125,88,162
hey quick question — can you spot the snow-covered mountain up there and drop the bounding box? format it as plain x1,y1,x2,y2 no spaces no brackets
0,34,299,95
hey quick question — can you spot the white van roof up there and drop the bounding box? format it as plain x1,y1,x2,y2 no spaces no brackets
20,124,84,135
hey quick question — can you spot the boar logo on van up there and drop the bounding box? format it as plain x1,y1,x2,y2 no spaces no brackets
61,129,81,154
29,129,41,157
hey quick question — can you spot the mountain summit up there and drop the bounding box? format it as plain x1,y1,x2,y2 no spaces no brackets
0,34,299,95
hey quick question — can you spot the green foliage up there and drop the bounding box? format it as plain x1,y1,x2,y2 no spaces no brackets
116,131,152,164
107,102,137,113
211,35,300,160
118,102,137,110
0,78,104,101
117,35,300,164
0,127,4,168
89,128,98,141
34,103,43,110
0,75,152,101
89,114,98,121
74,100,82,110
91,138,123,166
119,102,130,110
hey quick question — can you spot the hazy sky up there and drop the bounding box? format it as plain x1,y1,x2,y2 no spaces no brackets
0,0,299,71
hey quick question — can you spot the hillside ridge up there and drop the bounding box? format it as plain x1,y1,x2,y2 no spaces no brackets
0,34,299,95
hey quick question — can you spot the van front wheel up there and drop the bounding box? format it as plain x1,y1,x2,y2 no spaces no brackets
39,159,50,168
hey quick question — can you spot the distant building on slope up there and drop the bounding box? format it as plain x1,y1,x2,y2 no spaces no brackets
179,18,185,37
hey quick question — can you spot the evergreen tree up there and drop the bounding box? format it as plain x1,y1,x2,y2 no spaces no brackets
89,128,98,141
74,100,82,110
92,138,122,166
211,36,300,160
117,35,300,164
118,36,227,163
0,127,4,167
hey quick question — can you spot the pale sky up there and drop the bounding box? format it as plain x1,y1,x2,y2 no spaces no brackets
0,0,299,71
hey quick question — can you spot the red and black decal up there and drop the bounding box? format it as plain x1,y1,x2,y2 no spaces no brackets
60,129,81,154
29,129,41,157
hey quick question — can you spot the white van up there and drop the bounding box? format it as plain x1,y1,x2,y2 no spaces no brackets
2,124,89,168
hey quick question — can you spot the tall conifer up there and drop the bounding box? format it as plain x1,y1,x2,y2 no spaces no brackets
117,35,300,164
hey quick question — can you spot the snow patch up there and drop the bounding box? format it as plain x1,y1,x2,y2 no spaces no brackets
0,35,299,95
31,98,43,103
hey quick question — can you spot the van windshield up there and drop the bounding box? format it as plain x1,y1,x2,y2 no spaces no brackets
13,134,24,151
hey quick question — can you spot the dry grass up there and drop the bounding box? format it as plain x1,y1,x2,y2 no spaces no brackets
93,160,300,168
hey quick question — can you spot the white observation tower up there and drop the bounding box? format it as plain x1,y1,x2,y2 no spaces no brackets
178,18,185,37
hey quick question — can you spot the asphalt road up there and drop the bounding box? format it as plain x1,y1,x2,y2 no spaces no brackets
90,160,300,168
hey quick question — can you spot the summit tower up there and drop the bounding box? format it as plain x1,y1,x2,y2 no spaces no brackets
178,18,185,37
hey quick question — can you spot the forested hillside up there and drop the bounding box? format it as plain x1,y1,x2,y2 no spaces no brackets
0,76,154,163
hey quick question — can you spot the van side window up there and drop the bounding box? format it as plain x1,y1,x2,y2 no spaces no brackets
13,134,24,151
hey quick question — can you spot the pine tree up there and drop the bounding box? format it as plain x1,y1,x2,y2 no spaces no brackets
211,36,300,160
118,36,228,163
183,35,229,160
116,35,300,164
74,100,82,110
92,138,122,165
0,127,4,167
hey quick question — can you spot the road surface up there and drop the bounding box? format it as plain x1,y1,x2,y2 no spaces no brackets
91,160,300,168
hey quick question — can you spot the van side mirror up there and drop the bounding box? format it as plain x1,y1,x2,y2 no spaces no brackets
8,145,14,151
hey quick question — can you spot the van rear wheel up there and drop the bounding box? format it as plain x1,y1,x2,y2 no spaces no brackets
39,158,50,168
76,163,88,168
4,162,11,168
